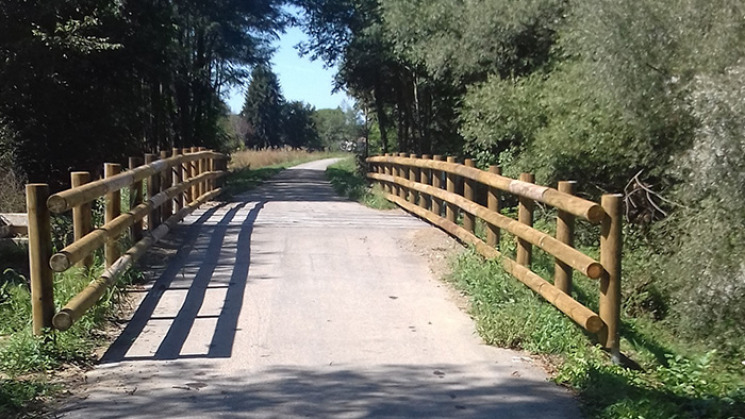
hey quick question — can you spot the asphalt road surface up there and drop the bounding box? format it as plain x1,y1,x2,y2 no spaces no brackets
59,158,580,418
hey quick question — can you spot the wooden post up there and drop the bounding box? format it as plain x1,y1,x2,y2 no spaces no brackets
516,173,535,267
463,159,476,233
189,147,198,202
432,155,443,216
172,148,183,211
446,157,457,223
183,148,192,204
555,181,577,294
599,194,622,361
419,155,431,210
397,153,408,200
144,153,159,230
27,184,54,335
383,153,392,194
198,147,207,198
486,165,501,248
71,172,94,268
104,163,122,267
129,158,144,243
409,154,419,203
160,150,172,220
191,147,199,199
208,151,215,193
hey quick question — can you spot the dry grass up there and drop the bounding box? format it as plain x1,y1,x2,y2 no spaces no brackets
229,148,341,170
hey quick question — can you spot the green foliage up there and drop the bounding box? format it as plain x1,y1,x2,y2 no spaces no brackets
0,264,134,374
0,378,56,418
313,107,364,150
326,157,395,209
450,250,745,419
283,101,322,150
656,61,745,352
242,65,286,149
0,247,140,415
382,0,563,82
0,0,286,187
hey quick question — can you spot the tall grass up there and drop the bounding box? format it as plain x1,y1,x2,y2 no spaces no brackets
230,148,341,171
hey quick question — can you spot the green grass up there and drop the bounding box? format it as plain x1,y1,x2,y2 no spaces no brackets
325,157,396,209
0,378,58,418
0,260,139,416
449,247,745,419
0,194,142,416
334,161,744,417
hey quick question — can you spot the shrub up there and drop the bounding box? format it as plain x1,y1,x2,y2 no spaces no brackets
658,61,745,353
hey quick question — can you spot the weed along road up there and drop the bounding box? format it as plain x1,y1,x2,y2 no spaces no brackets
59,158,580,418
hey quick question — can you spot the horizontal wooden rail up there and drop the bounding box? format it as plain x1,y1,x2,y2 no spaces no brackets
26,148,229,336
368,155,605,223
369,172,604,279
47,151,226,214
385,192,604,333
367,154,621,356
52,187,223,331
49,170,225,271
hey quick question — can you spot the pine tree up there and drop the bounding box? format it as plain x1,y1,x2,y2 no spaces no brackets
241,66,285,149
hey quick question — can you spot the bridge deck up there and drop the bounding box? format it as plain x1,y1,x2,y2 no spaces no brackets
59,158,579,418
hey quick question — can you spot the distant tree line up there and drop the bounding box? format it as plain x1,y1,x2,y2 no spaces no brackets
239,64,362,151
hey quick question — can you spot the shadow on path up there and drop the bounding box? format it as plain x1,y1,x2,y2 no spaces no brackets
102,200,264,363
102,166,345,363
66,364,577,419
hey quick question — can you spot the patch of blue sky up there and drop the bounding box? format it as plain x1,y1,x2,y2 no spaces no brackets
226,26,352,114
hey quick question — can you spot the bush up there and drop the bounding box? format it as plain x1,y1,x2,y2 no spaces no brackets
657,61,745,353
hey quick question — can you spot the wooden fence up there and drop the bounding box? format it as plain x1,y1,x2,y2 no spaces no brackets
26,148,228,334
367,153,622,358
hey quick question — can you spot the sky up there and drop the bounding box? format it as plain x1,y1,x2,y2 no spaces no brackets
226,26,352,114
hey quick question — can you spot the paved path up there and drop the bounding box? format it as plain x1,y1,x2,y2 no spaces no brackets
59,159,580,418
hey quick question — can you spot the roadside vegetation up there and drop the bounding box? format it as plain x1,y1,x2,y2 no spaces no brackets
332,160,745,418
295,0,745,374
3,1,745,418
0,195,141,417
451,248,745,419
326,157,395,209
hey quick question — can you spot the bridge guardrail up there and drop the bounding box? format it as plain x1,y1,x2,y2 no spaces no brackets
26,147,228,334
367,153,622,358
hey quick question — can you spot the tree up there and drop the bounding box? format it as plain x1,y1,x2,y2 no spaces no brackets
283,101,321,150
313,107,362,150
0,0,286,188
241,65,285,149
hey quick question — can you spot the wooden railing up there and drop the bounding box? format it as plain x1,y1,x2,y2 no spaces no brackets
367,153,622,358
26,148,229,334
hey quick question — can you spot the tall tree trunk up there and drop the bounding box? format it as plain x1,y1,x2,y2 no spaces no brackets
373,83,388,153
